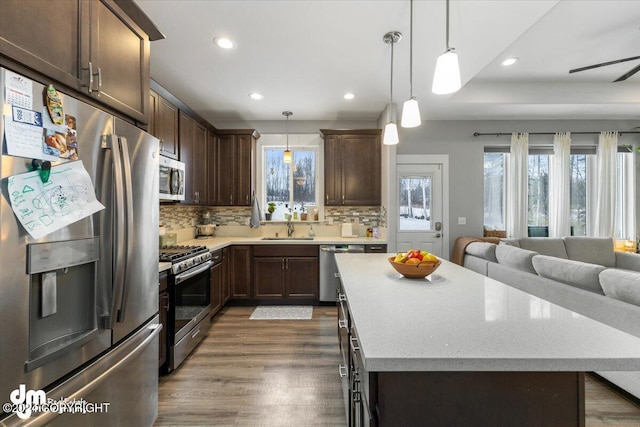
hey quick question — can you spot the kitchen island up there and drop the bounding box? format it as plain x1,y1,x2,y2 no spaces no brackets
335,253,640,426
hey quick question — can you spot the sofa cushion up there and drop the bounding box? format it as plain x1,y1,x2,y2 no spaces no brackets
465,242,497,262
517,238,568,259
600,269,640,306
495,245,537,274
500,239,520,248
563,236,615,267
532,255,605,294
464,255,490,276
615,252,640,273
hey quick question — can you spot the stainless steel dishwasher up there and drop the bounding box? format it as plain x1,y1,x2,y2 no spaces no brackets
319,245,365,302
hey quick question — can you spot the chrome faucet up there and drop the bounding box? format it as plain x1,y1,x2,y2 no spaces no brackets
287,217,295,237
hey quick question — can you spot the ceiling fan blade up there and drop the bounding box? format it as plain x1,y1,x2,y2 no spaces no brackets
569,55,640,74
613,63,640,82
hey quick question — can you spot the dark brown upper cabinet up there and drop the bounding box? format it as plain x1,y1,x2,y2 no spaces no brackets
179,112,208,204
321,129,382,206
149,90,179,159
1,0,151,124
212,130,259,206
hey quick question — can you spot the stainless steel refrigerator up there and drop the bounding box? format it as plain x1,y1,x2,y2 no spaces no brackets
0,67,160,426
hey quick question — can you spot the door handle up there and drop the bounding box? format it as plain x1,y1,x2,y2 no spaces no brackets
435,221,442,231
435,233,441,238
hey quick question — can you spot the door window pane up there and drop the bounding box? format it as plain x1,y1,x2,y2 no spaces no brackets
399,176,431,231
483,153,505,229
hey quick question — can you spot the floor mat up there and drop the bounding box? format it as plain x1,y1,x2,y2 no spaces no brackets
249,305,313,320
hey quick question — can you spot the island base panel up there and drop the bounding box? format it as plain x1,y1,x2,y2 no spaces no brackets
376,371,585,427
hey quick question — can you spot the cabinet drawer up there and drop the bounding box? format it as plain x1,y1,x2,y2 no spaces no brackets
253,245,318,257
365,244,387,253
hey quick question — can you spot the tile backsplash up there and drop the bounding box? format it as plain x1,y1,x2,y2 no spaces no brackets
160,205,387,230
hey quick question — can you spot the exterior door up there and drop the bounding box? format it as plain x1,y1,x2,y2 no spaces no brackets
396,164,444,257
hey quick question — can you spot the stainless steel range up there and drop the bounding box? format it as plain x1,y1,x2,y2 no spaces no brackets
160,245,212,373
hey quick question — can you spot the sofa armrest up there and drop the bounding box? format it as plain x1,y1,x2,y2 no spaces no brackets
616,252,640,272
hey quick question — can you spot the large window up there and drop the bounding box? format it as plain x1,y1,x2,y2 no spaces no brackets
484,145,636,239
264,148,317,220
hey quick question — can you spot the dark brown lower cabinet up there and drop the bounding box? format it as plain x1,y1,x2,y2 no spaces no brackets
230,245,252,299
252,245,318,301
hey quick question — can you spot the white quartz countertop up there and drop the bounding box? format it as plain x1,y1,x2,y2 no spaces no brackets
336,253,640,373
177,236,386,252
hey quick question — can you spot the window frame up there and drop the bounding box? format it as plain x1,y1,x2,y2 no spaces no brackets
483,144,636,239
257,134,323,221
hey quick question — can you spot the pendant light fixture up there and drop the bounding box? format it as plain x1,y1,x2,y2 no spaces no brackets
282,111,292,163
383,31,402,146
432,0,461,95
401,0,421,128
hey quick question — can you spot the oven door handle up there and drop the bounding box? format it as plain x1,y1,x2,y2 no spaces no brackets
175,260,212,285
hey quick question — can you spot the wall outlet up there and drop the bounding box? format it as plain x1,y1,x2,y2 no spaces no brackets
458,217,467,225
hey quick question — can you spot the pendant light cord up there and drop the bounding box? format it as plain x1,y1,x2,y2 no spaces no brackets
445,0,450,50
409,0,413,97
390,37,394,103
286,114,289,149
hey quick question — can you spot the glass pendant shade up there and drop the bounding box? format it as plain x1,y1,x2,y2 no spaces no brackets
432,48,461,95
283,149,292,163
383,122,399,145
401,97,421,128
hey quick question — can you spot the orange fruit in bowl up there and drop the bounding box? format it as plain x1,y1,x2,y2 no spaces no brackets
405,258,421,265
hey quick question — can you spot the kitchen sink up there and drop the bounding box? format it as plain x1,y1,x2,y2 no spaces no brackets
261,237,314,240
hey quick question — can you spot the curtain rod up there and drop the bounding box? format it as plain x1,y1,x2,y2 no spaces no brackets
474,131,640,137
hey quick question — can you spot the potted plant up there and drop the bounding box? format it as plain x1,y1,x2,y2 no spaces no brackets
300,202,307,221
266,202,276,220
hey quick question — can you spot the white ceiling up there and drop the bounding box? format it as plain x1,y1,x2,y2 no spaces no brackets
137,0,640,124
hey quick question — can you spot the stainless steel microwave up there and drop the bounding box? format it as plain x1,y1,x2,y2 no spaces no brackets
159,155,185,201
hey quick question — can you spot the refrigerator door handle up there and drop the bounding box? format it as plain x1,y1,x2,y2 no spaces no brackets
116,136,135,323
103,135,126,328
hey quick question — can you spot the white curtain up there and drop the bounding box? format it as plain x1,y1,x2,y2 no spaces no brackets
506,133,529,238
592,131,618,237
549,132,571,237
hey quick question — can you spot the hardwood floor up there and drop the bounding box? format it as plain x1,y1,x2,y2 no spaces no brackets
156,306,640,426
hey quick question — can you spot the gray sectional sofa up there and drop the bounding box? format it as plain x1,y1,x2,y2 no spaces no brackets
462,236,640,398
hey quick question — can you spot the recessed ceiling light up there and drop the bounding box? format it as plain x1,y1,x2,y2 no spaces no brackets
343,93,356,100
213,36,235,49
249,93,263,100
502,57,518,66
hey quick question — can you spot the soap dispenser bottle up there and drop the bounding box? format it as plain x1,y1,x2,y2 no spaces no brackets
308,225,315,238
